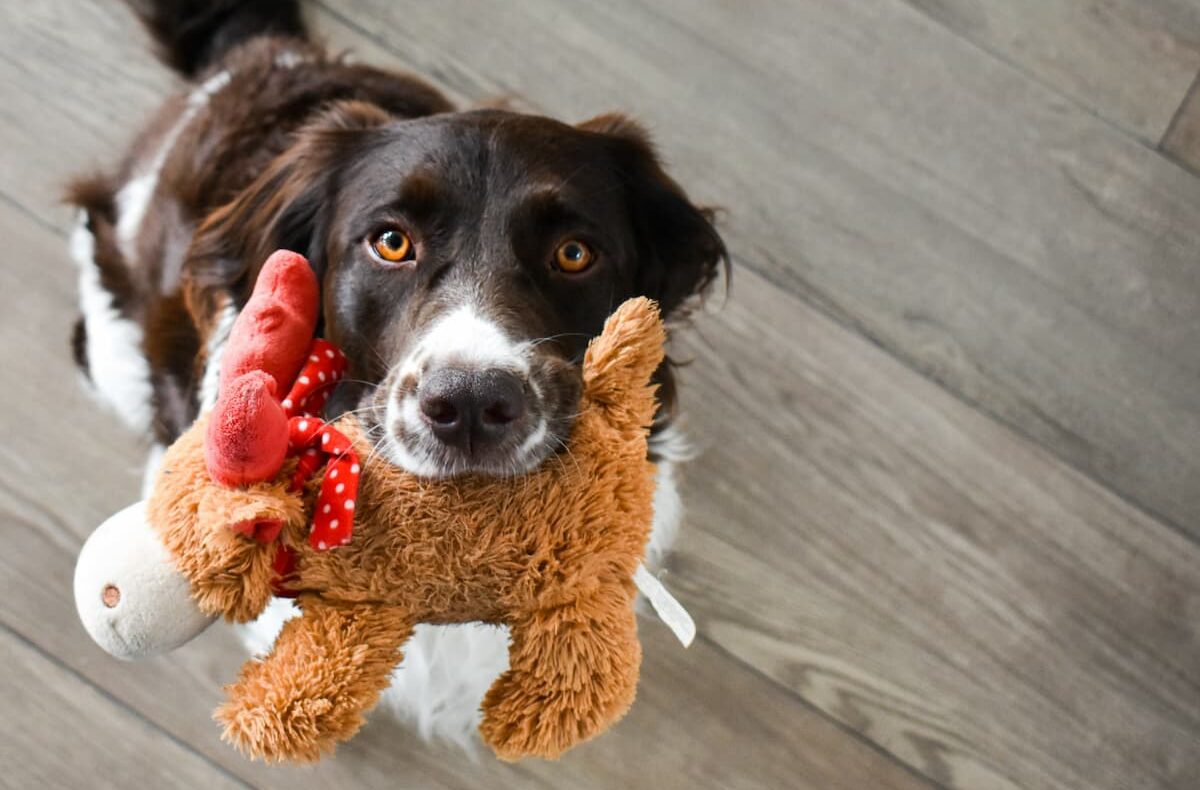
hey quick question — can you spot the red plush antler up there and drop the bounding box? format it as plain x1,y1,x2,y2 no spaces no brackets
202,250,360,553
204,250,320,487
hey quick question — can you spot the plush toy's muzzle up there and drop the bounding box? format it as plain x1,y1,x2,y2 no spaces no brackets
73,501,216,659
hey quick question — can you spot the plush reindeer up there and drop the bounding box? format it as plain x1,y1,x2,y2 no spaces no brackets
75,250,681,762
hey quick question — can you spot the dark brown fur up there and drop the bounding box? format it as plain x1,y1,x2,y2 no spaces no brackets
70,3,726,469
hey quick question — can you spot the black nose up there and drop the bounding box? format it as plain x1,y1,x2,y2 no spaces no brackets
418,368,527,452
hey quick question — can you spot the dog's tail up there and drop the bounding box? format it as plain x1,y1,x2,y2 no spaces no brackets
128,0,307,79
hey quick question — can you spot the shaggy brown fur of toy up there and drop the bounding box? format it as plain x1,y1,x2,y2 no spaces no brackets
146,297,665,762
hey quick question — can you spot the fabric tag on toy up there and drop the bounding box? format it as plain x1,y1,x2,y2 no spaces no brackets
634,564,695,647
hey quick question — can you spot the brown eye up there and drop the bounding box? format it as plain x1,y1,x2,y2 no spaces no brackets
370,229,414,264
554,240,594,273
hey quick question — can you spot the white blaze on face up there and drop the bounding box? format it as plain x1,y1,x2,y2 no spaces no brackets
384,301,545,476
399,304,530,380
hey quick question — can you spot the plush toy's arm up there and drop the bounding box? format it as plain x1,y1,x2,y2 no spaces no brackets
471,296,663,760
480,583,641,760
581,297,666,436
216,597,414,763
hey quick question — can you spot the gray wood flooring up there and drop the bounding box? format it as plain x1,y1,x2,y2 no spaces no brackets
1,1,1198,788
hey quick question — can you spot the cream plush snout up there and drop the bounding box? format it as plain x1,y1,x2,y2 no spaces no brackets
74,501,216,659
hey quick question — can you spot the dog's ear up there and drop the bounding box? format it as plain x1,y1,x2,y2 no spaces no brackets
577,113,729,433
577,113,728,319
186,101,391,308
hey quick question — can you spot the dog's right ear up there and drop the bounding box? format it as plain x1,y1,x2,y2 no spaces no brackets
576,113,727,320
186,101,391,309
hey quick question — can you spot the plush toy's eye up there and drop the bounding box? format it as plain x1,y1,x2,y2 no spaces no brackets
369,229,415,265
554,240,594,273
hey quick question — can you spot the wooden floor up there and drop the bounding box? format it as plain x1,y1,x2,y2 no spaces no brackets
1,1,1198,787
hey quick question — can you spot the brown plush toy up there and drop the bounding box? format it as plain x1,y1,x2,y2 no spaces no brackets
75,251,675,763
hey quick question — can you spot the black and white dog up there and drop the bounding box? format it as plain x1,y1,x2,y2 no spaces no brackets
69,0,725,746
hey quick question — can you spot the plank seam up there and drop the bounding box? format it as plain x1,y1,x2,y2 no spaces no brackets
0,187,66,238
727,245,1200,549
0,619,254,789
697,632,952,790
889,0,1175,151
304,0,1200,548
1158,68,1200,176
1159,68,1200,149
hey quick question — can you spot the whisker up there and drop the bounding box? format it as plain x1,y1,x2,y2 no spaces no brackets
337,378,383,389
361,429,392,473
333,404,383,421
548,432,584,481
518,331,592,351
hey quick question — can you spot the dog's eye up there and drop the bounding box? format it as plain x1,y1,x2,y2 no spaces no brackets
554,240,593,273
369,229,415,264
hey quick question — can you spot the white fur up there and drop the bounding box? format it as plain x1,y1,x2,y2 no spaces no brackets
645,423,692,566
235,455,683,749
384,302,548,477
645,459,682,567
71,214,155,434
198,300,237,413
648,421,696,465
273,51,306,70
141,444,166,500
115,70,233,263
399,303,530,379
381,396,442,476
378,622,511,750
114,174,157,263
115,55,306,265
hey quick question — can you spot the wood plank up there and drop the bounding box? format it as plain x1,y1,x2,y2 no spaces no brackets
666,268,1200,789
9,0,1197,538
0,191,927,789
320,0,1200,538
0,625,244,790
1162,73,1200,171
0,0,176,230
2,2,1199,789
0,5,828,787
0,9,919,781
899,0,1200,142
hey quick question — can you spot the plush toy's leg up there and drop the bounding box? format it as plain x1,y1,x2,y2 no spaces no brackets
480,585,641,760
216,598,413,763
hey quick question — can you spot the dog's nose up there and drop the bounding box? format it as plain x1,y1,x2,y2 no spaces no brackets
418,368,527,452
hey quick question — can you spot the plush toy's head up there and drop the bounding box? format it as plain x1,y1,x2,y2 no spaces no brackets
75,251,669,762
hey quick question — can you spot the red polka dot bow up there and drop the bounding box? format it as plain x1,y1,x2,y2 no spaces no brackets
279,339,361,551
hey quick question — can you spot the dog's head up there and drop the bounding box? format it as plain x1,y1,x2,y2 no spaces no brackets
190,104,725,477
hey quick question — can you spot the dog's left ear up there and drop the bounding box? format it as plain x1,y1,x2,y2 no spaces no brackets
577,113,728,318
186,101,392,310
